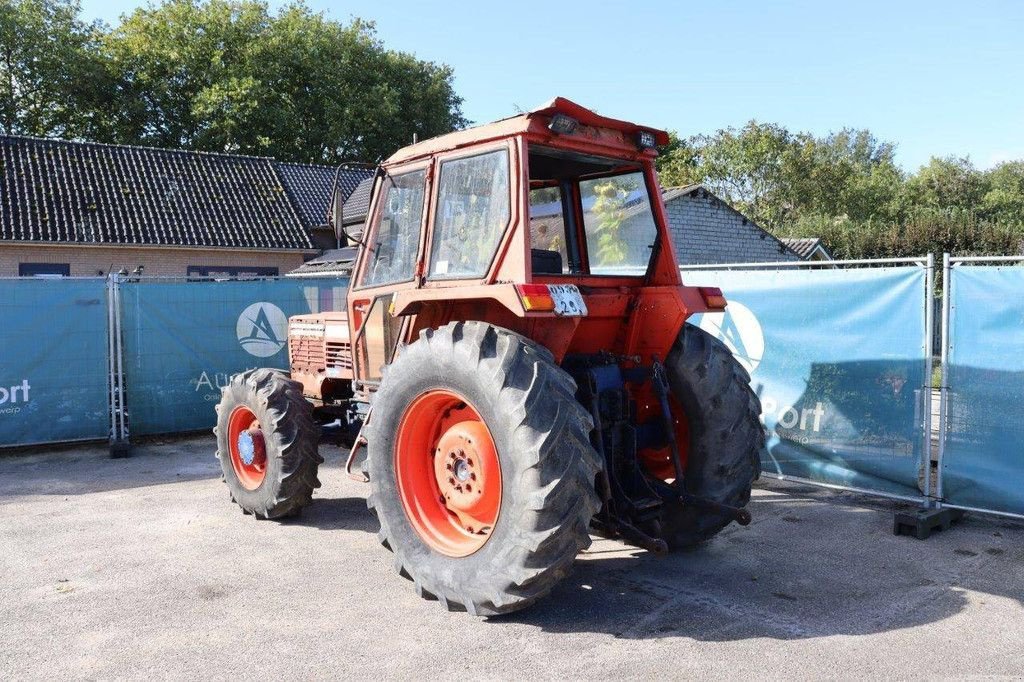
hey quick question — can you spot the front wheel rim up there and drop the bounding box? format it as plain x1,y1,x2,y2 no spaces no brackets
227,405,267,491
395,389,501,557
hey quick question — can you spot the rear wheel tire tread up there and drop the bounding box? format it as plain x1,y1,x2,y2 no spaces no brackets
367,321,601,616
657,324,764,549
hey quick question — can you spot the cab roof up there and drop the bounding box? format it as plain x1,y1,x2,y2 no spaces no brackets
383,97,670,166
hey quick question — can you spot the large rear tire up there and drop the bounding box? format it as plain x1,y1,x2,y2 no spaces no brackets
655,323,763,549
366,321,602,616
215,368,322,519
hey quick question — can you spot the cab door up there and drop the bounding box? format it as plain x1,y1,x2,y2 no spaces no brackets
349,162,431,391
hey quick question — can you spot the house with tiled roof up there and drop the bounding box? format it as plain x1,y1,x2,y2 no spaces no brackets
662,184,801,265
277,161,374,250
781,237,833,261
0,134,370,277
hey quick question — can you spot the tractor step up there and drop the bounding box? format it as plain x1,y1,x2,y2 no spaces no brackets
893,507,964,540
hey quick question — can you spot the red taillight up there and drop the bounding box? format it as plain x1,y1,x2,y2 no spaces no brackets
515,284,555,311
698,287,727,309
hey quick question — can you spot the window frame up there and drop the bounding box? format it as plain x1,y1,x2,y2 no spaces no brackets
527,163,661,280
186,265,278,279
528,182,578,275
354,164,431,291
576,168,660,277
18,262,70,277
423,141,516,286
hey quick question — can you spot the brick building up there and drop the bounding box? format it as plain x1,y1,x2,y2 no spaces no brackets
662,184,799,265
0,135,370,277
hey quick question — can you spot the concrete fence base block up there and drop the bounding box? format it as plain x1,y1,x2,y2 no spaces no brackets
893,507,964,540
109,441,132,459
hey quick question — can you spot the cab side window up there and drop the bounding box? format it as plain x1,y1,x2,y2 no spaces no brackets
362,170,426,287
429,149,510,279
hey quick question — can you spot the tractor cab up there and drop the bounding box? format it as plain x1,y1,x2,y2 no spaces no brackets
334,97,722,400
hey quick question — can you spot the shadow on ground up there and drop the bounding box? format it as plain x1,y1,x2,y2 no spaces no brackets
287,496,377,533
4,436,1022,646
0,435,221,497
496,484,1024,641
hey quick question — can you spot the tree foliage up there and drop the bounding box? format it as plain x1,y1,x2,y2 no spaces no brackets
0,0,466,163
658,122,1024,258
0,0,112,138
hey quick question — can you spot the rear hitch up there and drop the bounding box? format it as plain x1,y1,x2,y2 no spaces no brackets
614,519,669,554
678,493,752,526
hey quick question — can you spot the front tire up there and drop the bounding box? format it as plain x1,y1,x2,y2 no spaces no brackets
215,368,323,519
366,322,602,616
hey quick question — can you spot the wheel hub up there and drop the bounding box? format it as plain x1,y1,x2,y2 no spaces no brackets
237,428,265,467
227,406,267,491
454,458,471,481
432,421,499,530
394,390,502,557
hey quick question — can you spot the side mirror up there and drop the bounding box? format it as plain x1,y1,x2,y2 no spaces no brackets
332,186,346,247
328,162,379,249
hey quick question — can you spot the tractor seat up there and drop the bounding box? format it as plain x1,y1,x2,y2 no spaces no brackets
531,249,563,274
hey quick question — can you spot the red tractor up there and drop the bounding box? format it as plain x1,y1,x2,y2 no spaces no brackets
215,98,763,615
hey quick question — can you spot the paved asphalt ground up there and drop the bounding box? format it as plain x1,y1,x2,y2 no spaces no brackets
2,435,1023,679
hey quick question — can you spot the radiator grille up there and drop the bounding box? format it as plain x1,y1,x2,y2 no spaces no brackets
326,341,353,370
290,336,326,369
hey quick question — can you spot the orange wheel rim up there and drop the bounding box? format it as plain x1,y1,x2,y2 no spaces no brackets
227,405,267,491
633,385,690,482
395,389,501,557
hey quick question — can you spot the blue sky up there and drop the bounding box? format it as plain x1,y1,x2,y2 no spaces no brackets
80,0,1024,171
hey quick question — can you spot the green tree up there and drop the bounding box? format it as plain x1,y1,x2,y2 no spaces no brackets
590,180,629,265
102,0,466,162
657,122,905,228
0,0,113,138
907,156,989,212
981,161,1024,222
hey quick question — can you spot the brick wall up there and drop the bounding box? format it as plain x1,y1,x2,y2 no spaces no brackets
0,243,309,277
664,189,799,265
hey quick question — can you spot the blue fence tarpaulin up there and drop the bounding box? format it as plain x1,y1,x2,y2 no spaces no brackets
0,278,110,446
119,277,347,436
942,265,1024,515
683,266,929,498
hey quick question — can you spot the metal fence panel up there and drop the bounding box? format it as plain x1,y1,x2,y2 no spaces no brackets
119,277,347,436
0,278,110,446
682,266,929,499
941,264,1024,516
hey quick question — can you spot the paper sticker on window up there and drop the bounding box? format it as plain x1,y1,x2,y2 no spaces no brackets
436,260,449,274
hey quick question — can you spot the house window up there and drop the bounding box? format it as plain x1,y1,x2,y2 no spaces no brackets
187,266,279,279
19,263,70,277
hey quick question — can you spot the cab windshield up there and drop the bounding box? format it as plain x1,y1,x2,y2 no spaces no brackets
528,146,658,276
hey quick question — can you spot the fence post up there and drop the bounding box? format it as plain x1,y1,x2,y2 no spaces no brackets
935,253,952,503
108,273,130,458
922,253,935,504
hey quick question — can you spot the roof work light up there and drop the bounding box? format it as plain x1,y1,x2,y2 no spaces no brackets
548,113,579,135
635,129,657,150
